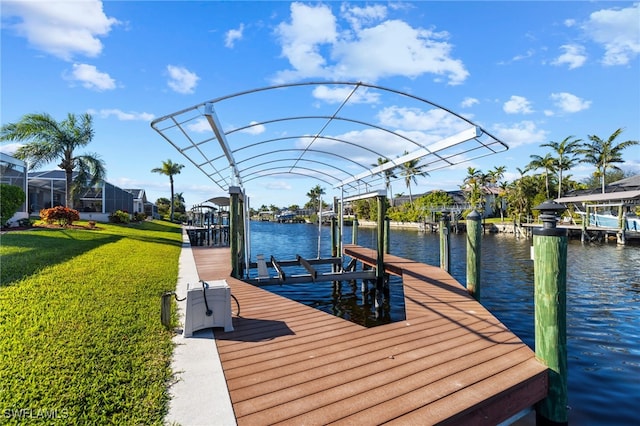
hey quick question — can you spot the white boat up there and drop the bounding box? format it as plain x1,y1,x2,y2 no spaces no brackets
577,211,640,231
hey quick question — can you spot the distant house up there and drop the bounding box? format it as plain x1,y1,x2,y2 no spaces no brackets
556,174,640,213
125,188,160,219
0,152,28,226
27,170,134,222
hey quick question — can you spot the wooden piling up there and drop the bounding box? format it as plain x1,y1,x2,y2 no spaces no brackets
376,196,386,295
466,210,481,300
330,216,337,258
229,186,242,279
352,214,359,245
161,292,172,328
533,201,568,426
384,217,390,254
440,214,450,272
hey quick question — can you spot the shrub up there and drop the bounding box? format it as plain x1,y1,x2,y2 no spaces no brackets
40,206,80,226
132,212,146,222
109,210,130,224
18,218,33,228
0,183,26,226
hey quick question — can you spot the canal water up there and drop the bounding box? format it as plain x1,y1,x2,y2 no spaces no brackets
249,221,639,425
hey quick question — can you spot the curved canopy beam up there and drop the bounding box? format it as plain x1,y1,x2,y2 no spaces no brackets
151,81,508,200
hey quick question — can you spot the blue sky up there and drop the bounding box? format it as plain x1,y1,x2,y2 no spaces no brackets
2,1,639,210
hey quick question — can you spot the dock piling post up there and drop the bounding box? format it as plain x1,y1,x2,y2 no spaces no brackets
229,186,243,279
466,210,481,300
440,212,450,272
384,217,390,254
330,216,337,258
352,214,359,245
533,200,568,426
375,195,386,308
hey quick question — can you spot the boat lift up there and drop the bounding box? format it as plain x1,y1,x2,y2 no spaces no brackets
151,81,509,283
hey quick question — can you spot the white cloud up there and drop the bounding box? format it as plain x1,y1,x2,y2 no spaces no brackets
264,180,293,191
564,19,577,28
550,92,591,113
166,65,199,94
582,3,640,66
377,106,468,134
461,97,479,108
239,121,266,135
225,24,244,48
0,143,23,155
273,2,468,85
274,3,337,78
503,96,534,114
513,49,535,62
1,0,119,61
492,121,548,148
312,85,380,104
552,44,587,69
340,3,387,31
89,109,155,121
186,118,211,133
67,63,116,91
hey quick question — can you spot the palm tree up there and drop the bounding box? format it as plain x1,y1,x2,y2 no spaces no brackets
306,184,325,213
541,136,582,198
1,112,106,208
579,128,638,193
487,166,506,220
507,167,529,224
399,151,428,206
173,192,186,214
372,157,397,205
462,167,485,210
526,153,556,198
151,159,185,221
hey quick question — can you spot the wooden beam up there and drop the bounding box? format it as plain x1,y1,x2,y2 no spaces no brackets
296,255,318,280
256,254,270,280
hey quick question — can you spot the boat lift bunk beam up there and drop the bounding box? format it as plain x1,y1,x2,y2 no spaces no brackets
244,255,377,286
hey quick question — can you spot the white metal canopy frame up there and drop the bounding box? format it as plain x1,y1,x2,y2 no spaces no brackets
150,81,508,197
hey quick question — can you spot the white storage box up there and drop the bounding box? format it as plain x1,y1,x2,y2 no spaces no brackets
183,280,233,337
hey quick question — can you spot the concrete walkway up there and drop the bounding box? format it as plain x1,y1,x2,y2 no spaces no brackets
164,233,236,426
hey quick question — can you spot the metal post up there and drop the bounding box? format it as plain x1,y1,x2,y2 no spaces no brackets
466,210,481,300
440,213,450,272
533,200,568,426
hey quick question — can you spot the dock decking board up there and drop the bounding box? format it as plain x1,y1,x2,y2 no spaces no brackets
190,243,547,425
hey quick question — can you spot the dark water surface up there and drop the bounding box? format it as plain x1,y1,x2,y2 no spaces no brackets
249,221,640,425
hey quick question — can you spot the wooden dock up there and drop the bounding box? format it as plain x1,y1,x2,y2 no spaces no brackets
190,244,548,425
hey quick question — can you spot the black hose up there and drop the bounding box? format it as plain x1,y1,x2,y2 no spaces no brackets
201,280,213,316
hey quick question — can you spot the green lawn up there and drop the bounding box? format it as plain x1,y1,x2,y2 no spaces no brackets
0,220,182,425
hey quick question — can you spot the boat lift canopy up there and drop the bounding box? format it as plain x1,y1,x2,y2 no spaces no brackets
150,82,508,198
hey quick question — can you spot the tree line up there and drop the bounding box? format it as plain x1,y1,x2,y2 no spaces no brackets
300,128,638,223
2,112,636,226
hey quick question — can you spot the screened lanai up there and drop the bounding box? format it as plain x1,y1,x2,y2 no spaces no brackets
27,170,133,216
150,82,508,199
